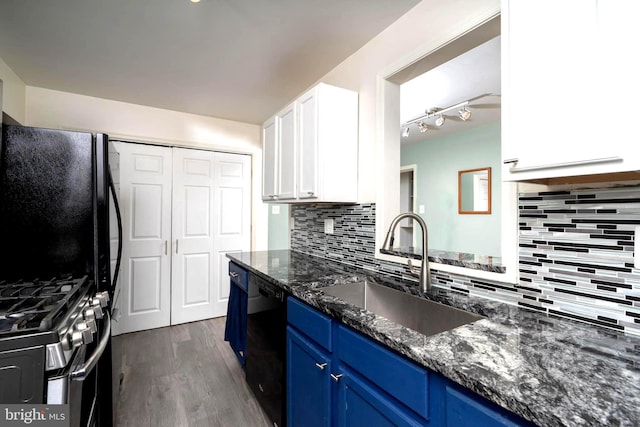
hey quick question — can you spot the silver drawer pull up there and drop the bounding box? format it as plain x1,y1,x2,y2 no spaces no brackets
315,362,327,370
230,272,239,278
330,373,343,382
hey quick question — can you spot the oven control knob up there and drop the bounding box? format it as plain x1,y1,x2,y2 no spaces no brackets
70,329,93,348
93,291,110,308
90,305,104,319
84,318,97,334
74,322,94,346
83,307,101,324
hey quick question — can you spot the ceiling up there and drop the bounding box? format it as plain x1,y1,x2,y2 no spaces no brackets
400,35,501,145
0,0,421,125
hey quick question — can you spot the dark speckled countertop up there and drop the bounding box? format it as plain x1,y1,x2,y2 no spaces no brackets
227,250,640,427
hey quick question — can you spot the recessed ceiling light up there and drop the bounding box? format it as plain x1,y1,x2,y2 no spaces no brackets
191,0,201,3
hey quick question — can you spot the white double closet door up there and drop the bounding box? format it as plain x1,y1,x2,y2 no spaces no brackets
112,142,251,335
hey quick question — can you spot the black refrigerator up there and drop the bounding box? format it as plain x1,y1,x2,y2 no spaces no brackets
0,123,122,426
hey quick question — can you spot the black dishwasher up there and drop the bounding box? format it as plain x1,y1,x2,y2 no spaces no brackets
246,273,287,427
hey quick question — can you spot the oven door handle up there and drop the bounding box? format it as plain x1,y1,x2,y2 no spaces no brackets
70,312,111,382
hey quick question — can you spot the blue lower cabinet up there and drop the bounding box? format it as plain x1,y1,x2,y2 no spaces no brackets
286,297,535,427
287,326,332,427
338,366,429,427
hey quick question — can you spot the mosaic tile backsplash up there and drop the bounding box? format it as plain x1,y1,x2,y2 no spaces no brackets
290,187,640,336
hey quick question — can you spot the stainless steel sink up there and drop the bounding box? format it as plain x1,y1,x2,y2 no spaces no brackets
320,281,483,337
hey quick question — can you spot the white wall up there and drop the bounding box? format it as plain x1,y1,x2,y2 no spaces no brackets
0,56,26,123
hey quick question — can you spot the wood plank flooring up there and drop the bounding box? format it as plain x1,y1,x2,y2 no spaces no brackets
112,317,271,427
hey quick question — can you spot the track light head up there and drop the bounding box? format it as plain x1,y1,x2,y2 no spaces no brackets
402,127,410,138
417,121,429,133
435,115,445,127
458,106,471,121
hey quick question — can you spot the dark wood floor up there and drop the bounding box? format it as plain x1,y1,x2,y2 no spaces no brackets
111,317,271,427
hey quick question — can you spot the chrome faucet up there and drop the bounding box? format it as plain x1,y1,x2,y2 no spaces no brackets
382,212,430,292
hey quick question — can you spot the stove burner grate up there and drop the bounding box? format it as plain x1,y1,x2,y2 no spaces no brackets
0,276,89,334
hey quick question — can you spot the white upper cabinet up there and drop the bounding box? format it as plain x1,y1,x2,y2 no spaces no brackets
502,0,640,181
262,116,278,200
262,83,358,203
277,103,297,200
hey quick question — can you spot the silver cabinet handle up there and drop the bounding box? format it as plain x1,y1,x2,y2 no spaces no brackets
230,272,239,278
164,240,168,255
175,239,179,254
315,362,327,370
71,312,111,381
330,373,343,382
307,192,314,196
505,156,622,173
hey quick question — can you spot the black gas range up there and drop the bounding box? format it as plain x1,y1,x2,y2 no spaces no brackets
0,276,109,404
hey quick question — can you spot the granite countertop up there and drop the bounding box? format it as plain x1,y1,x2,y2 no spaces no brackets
227,250,640,427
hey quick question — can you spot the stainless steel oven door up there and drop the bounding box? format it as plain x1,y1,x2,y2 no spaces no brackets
47,313,111,427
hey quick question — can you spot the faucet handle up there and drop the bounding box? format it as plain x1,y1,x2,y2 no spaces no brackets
407,259,421,277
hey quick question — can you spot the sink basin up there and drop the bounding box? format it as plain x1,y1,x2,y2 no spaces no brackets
319,281,483,337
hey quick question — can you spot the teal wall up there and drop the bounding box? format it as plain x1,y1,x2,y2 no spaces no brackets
400,122,501,256
268,204,290,250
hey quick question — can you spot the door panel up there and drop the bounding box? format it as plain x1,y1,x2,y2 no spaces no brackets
129,256,162,313
171,148,216,325
131,184,163,238
113,143,172,335
213,153,252,317
183,253,210,305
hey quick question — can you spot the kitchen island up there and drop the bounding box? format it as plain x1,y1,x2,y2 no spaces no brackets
228,250,640,427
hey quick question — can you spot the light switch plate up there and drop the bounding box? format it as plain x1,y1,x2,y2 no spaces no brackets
324,218,334,234
418,205,425,214
271,205,280,215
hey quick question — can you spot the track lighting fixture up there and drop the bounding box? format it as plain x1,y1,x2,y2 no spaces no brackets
458,106,471,121
401,99,472,137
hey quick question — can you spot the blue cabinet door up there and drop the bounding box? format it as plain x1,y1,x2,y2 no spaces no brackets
430,374,536,427
338,366,428,427
287,326,332,427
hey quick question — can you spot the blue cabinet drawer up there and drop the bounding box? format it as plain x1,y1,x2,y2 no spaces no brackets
229,261,248,292
337,325,429,419
287,297,333,352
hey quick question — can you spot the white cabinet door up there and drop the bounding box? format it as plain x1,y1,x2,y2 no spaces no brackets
212,152,252,318
262,116,278,201
298,89,319,200
113,143,172,335
502,0,601,178
171,148,217,325
597,0,640,148
502,0,640,181
277,103,297,200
